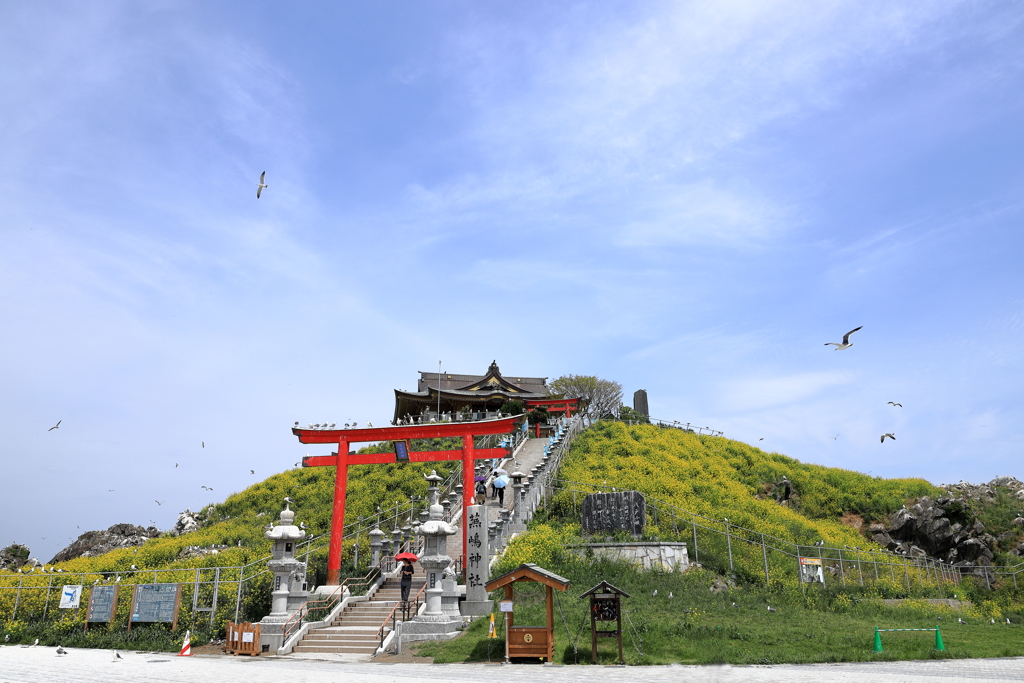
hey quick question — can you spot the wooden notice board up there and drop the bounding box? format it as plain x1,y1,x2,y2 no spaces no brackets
85,585,119,626
129,583,182,630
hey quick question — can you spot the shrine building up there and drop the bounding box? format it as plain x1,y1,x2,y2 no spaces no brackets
393,361,549,424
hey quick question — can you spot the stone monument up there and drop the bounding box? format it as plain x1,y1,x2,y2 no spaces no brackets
258,500,309,653
400,471,461,643
633,389,649,418
459,504,493,616
581,491,646,536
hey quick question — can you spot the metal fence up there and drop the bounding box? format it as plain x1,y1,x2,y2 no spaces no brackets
548,478,1024,593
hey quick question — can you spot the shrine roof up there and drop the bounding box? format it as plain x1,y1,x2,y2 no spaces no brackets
396,388,548,400
416,361,547,393
579,580,631,598
485,563,571,592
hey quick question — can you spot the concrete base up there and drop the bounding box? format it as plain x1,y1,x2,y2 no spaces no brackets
459,599,493,617
399,614,463,645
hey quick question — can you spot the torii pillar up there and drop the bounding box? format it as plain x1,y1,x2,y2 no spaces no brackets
293,416,520,585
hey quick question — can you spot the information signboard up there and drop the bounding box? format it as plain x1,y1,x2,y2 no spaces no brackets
799,557,825,585
130,583,181,629
86,585,119,623
59,584,82,609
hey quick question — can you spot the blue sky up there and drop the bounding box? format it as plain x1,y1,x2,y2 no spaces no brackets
3,2,1023,563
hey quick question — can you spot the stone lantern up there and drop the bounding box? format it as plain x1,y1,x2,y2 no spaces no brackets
259,500,308,653
400,470,460,644
511,470,526,532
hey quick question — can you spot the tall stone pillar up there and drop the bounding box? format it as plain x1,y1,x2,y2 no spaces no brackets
369,526,384,567
459,504,492,616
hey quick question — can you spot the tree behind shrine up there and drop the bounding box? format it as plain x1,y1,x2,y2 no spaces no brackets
548,375,622,420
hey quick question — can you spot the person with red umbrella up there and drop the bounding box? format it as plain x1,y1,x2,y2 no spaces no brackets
395,552,418,602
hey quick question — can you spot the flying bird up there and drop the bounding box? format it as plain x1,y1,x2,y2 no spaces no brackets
202,442,204,448
256,171,268,198
175,463,178,468
887,402,902,407
48,420,61,431
155,500,164,506
108,489,115,492
250,470,255,474
824,326,862,350
758,438,764,441
881,433,895,443
294,462,301,467
201,486,213,491
830,434,839,440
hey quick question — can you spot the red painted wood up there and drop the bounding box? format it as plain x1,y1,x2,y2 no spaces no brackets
293,417,522,584
302,448,507,469
292,415,518,444
327,441,349,585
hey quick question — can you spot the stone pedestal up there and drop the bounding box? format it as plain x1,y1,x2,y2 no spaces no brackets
460,504,493,616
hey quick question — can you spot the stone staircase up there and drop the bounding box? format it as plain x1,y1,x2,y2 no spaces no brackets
291,572,425,654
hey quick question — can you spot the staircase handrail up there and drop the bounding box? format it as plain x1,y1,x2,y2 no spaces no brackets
376,579,428,649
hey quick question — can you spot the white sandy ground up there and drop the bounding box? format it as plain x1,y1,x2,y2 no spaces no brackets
2,646,1024,683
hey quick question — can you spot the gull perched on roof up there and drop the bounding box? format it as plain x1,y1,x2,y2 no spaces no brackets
824,326,862,350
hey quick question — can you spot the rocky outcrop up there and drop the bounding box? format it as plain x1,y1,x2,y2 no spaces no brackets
880,496,994,572
171,508,202,536
872,474,1024,580
0,543,31,571
48,524,160,564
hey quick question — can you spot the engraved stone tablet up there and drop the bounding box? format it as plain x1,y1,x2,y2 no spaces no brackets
581,491,646,535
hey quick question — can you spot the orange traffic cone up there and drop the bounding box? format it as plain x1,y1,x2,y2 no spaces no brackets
178,629,192,657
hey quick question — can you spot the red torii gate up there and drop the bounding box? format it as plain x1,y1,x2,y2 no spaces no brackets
293,416,520,585
524,397,579,417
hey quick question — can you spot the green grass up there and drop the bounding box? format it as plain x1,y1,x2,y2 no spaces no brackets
418,556,1024,665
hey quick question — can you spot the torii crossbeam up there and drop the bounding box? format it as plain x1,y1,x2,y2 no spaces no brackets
293,415,520,584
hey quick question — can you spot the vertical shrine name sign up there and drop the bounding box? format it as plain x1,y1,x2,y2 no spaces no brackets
86,585,119,623
129,583,182,630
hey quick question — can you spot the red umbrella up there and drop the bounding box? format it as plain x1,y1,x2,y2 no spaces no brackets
394,552,418,562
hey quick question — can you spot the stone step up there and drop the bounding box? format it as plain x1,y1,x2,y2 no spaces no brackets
305,633,381,642
292,644,379,653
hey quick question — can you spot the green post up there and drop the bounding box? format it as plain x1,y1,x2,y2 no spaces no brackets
873,627,883,653
935,626,945,651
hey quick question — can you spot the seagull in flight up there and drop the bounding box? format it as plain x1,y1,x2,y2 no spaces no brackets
202,442,205,448
155,500,164,506
201,485,213,491
48,420,61,431
824,326,862,350
881,433,895,443
887,402,902,407
830,434,839,440
256,171,268,198
250,470,255,474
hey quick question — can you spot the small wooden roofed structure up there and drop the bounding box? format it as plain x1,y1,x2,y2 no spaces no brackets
485,563,570,662
579,581,630,664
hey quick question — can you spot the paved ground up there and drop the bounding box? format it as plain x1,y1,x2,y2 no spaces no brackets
4,646,1024,683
